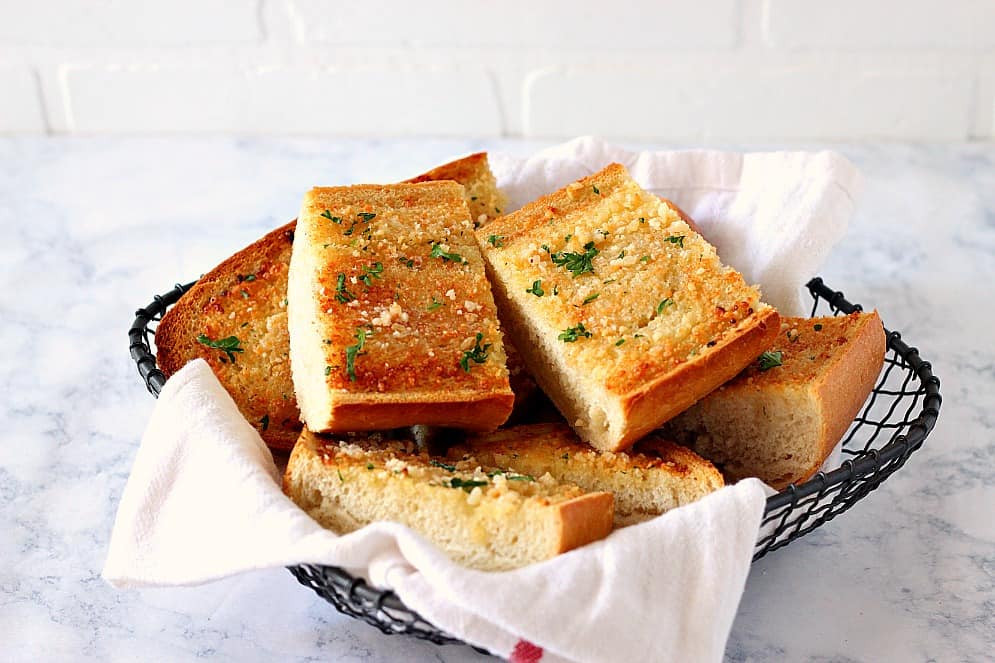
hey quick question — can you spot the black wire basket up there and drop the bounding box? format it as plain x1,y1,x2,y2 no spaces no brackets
128,276,941,650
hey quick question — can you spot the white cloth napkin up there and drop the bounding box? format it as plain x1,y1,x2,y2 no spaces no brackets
490,136,862,316
106,139,861,662
105,360,769,663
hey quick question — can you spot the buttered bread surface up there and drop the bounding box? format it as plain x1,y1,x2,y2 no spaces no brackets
288,181,513,433
478,163,779,452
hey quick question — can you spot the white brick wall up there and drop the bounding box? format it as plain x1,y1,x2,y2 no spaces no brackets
288,0,740,49
0,0,992,140
0,66,45,132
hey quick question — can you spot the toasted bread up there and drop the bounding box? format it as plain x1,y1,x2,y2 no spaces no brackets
476,163,780,452
155,223,302,449
155,154,519,449
664,312,886,489
447,423,723,527
289,181,514,432
405,152,508,228
283,429,615,571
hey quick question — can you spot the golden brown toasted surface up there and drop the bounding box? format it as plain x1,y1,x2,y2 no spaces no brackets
454,422,707,474
296,182,512,395
479,163,773,395
404,152,508,226
155,222,300,448
155,154,512,449
448,422,723,525
729,312,884,387
477,163,779,450
283,429,614,570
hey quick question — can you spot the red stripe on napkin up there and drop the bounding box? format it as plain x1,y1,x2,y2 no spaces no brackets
510,639,543,663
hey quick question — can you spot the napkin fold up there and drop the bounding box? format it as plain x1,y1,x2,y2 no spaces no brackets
105,360,768,663
490,137,862,316
106,139,862,662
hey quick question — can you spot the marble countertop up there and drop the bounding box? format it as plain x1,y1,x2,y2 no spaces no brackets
1,137,992,662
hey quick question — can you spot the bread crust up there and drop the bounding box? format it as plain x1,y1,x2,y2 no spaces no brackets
477,163,780,452
310,391,517,432
618,306,780,448
555,491,615,553
805,311,886,483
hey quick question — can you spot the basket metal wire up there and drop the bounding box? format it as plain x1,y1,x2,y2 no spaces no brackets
128,277,941,649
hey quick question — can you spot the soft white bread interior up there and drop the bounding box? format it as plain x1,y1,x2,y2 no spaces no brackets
288,181,514,433
283,429,615,571
448,423,724,527
476,163,780,452
664,311,886,490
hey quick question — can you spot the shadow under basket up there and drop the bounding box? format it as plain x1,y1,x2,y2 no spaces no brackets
128,277,941,651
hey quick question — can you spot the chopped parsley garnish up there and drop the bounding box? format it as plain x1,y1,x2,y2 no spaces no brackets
665,235,686,248
582,293,600,305
359,262,384,286
592,185,600,194
486,470,535,481
558,323,592,342
561,453,570,460
814,323,823,331
639,255,651,264
552,284,559,295
337,469,345,482
427,296,443,311
243,273,256,282
367,463,374,470
460,333,491,372
398,256,415,269
639,217,646,223
240,322,249,328
240,289,249,299
324,365,332,376
758,350,784,371
334,273,357,303
197,334,244,363
260,415,269,431
616,250,626,259
615,338,625,346
344,212,375,236
656,298,674,314
430,459,457,472
320,210,342,224
526,280,545,297
551,241,599,277
487,234,505,248
430,242,465,263
564,234,573,243
345,328,368,381
447,477,488,492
